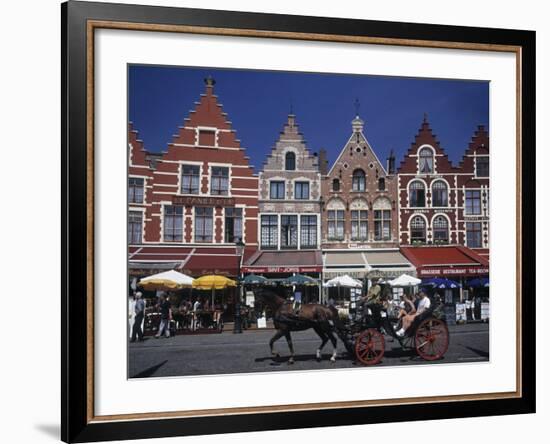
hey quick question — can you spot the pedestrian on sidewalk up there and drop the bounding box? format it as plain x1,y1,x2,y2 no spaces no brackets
155,294,172,338
131,292,145,342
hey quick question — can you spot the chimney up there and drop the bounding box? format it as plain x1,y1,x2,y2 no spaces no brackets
204,75,216,95
318,148,329,175
387,149,396,175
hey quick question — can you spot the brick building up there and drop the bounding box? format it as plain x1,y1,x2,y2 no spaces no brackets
321,114,414,282
128,77,259,278
457,125,490,259
397,116,490,257
242,113,323,299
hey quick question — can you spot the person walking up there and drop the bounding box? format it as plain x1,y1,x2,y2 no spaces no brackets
155,294,172,338
130,292,145,342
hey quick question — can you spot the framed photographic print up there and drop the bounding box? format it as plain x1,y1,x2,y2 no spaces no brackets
62,1,536,442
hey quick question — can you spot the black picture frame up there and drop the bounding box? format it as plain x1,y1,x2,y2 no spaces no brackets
62,1,536,442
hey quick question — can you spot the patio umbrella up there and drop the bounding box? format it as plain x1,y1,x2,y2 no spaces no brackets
324,274,363,304
422,277,461,289
241,274,269,286
324,275,362,288
281,274,318,287
193,275,237,307
389,274,421,287
465,277,490,288
138,270,194,291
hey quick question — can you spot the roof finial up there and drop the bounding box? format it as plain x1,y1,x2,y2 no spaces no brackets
423,112,428,123
289,96,294,116
354,97,360,117
204,75,216,88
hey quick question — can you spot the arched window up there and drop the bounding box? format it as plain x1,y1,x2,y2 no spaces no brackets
431,181,448,207
378,177,385,191
352,169,366,191
332,178,340,192
409,181,426,207
410,216,426,244
419,147,434,173
285,152,296,171
433,216,449,243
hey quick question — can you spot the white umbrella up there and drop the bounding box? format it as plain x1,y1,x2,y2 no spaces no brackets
324,274,363,288
139,270,194,290
389,274,421,287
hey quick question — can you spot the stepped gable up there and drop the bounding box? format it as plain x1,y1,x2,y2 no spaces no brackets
262,113,318,171
458,125,490,172
162,76,249,159
397,115,456,174
128,122,150,167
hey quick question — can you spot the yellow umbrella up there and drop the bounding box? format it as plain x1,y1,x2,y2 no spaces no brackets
193,275,237,307
192,275,237,290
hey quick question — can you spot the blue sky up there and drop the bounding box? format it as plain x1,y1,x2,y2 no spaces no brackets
129,65,489,171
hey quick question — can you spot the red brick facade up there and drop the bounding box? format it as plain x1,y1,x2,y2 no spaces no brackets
321,116,399,249
397,117,489,256
128,79,258,273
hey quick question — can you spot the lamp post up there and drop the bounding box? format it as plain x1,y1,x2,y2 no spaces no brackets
233,239,245,334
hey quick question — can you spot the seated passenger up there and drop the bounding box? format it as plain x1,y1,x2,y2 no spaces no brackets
395,291,431,337
396,293,416,324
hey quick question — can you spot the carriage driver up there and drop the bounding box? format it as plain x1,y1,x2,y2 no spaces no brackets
359,278,386,325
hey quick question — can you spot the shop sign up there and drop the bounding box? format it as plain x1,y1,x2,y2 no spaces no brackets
172,195,236,206
418,266,489,277
241,266,322,273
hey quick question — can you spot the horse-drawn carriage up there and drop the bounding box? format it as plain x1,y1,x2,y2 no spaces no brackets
256,289,449,366
337,300,450,365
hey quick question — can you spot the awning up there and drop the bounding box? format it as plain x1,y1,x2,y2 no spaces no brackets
128,245,251,277
181,253,239,277
129,262,181,272
323,249,415,280
242,250,322,274
400,246,489,278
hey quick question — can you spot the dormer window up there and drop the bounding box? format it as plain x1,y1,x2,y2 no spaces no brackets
285,152,296,171
419,147,434,174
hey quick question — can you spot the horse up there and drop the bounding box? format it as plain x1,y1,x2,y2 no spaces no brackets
255,288,342,364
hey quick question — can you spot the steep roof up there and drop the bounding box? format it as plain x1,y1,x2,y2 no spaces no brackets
261,113,319,172
397,115,457,174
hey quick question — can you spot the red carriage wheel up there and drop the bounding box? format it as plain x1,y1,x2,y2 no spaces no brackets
355,328,385,365
415,318,449,361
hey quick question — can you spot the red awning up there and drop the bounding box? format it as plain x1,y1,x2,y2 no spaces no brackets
129,245,253,277
400,245,489,278
242,250,322,274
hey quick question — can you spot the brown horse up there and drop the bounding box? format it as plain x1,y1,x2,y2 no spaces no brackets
255,289,341,364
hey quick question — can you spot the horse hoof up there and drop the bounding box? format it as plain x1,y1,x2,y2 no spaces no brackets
316,357,322,362
288,358,295,365
330,357,336,363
